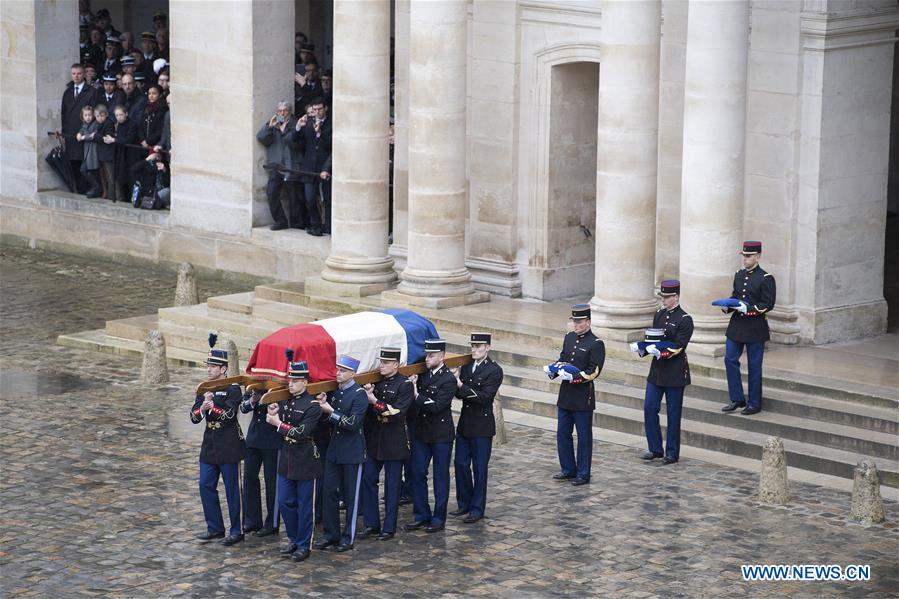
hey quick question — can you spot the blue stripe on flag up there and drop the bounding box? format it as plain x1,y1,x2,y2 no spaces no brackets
379,308,439,364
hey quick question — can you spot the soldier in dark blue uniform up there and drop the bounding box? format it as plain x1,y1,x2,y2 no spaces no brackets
190,335,246,545
721,241,776,415
639,280,694,464
312,355,368,552
450,333,503,523
239,386,282,537
265,355,323,562
548,305,605,486
404,339,457,533
359,347,414,541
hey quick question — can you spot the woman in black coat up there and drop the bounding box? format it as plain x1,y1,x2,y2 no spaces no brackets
105,105,141,202
139,86,169,148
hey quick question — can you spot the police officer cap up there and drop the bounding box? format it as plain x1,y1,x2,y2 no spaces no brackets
379,347,402,362
470,332,491,345
133,72,146,81
424,339,446,353
141,31,157,41
336,354,361,372
659,279,680,296
105,37,121,47
570,304,591,320
96,8,110,18
206,333,228,366
644,328,665,342
301,43,315,52
741,240,762,255
120,56,135,66
102,72,117,82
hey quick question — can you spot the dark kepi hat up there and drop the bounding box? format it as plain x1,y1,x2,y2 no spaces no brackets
470,332,491,345
102,72,117,82
644,328,665,342
96,8,110,18
336,354,361,372
105,37,121,47
741,240,762,255
570,304,591,320
301,43,315,52
424,339,446,353
284,349,309,379
120,56,135,66
133,72,146,81
379,347,402,361
141,31,156,41
206,333,228,366
659,279,680,296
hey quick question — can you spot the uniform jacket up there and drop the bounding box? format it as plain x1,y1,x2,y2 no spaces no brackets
189,383,246,464
239,393,283,450
455,357,503,438
276,391,323,480
323,381,368,464
364,373,414,461
61,81,98,161
556,330,605,411
295,117,332,182
725,266,776,344
647,305,694,388
98,90,125,112
412,365,457,444
257,117,303,182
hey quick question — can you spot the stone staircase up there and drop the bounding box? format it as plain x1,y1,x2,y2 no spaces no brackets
59,282,899,497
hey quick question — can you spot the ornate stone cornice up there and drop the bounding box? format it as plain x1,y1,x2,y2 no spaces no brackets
801,4,899,51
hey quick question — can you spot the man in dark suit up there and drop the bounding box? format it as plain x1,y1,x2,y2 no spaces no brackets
60,63,97,193
451,333,503,523
721,241,777,415
100,37,121,76
548,305,606,486
239,387,282,537
294,98,331,237
359,347,414,541
313,355,369,553
404,340,457,533
639,280,694,464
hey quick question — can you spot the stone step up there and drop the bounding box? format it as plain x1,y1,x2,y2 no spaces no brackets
499,408,899,501
440,331,898,411
499,363,898,436
498,385,899,488
248,298,334,326
104,314,159,341
206,292,255,315
158,304,283,345
57,328,208,367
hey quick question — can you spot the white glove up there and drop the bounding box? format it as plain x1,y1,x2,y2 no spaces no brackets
629,342,640,354
543,364,552,376
735,301,749,314
558,369,574,382
647,345,661,359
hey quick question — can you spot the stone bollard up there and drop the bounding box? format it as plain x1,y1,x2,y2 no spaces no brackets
174,262,199,306
849,458,885,525
759,436,790,504
140,330,169,384
493,392,508,445
223,339,240,376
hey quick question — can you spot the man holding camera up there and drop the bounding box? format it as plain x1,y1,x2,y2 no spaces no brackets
257,101,305,231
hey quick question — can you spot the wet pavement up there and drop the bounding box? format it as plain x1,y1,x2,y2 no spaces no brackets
1,244,897,598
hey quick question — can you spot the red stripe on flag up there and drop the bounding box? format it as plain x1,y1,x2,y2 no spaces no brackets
245,323,337,382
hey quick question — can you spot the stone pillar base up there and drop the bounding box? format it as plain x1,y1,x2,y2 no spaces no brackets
381,288,491,310
683,313,730,357
305,276,396,299
589,298,658,342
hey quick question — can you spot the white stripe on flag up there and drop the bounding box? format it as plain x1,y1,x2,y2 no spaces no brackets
316,311,408,373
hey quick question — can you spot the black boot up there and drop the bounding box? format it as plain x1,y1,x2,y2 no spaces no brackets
85,171,101,198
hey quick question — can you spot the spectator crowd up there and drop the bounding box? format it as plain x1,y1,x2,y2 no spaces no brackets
60,1,170,208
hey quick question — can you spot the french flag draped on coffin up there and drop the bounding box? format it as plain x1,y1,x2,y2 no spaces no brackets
245,308,440,381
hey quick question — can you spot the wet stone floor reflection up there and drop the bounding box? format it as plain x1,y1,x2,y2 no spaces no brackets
1,244,897,598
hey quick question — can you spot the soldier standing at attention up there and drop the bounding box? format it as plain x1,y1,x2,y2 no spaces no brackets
313,355,368,553
721,241,776,416
549,305,605,486
404,339,457,533
450,333,503,524
359,347,414,541
641,280,694,464
190,334,246,546
265,354,322,562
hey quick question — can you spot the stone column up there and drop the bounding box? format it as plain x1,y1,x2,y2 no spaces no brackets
384,0,489,308
389,0,411,272
0,0,77,202
168,0,293,237
590,0,662,341
307,0,396,297
678,0,749,355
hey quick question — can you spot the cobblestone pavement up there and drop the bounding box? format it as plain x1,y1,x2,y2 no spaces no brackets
1,244,897,598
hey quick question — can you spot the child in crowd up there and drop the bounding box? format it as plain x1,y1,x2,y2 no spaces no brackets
75,105,101,198
94,105,116,200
